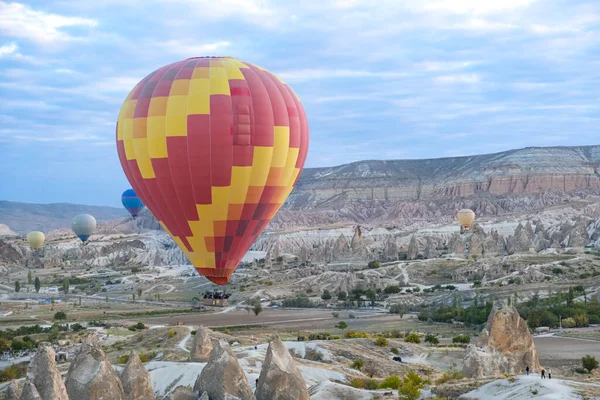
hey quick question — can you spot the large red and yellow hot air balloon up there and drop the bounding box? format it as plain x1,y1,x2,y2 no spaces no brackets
116,56,309,285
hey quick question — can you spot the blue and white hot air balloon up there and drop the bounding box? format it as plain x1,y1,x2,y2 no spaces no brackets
121,189,144,218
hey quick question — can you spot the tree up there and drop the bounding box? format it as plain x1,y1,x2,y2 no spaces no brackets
351,358,363,370
336,291,347,301
34,277,40,293
54,311,67,320
321,290,332,301
335,321,348,330
405,333,420,344
132,293,136,301
367,261,381,269
567,286,575,306
424,334,439,345
137,288,143,299
63,277,70,294
0,337,11,352
14,280,20,293
384,285,401,294
582,355,599,373
27,270,33,285
253,302,263,316
365,289,377,306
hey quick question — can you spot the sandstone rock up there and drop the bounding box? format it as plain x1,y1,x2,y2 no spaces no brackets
120,350,155,400
27,342,69,400
463,306,540,378
193,339,253,400
165,386,197,400
65,334,124,400
5,381,18,400
255,334,309,400
190,326,213,362
19,381,41,400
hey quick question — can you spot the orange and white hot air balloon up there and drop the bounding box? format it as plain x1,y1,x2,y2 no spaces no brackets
116,56,309,285
457,209,475,229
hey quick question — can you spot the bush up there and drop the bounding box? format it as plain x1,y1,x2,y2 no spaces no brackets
167,330,176,339
0,365,25,383
436,370,463,384
379,375,401,389
304,348,324,362
351,358,363,370
190,330,197,335
452,334,471,344
424,334,439,345
384,285,401,294
344,330,369,339
391,347,400,355
321,290,332,300
367,261,381,269
54,311,67,320
582,355,599,373
332,312,339,318
139,352,156,363
117,354,130,364
405,333,420,344
374,337,388,347
562,317,576,328
335,321,348,330
552,267,563,275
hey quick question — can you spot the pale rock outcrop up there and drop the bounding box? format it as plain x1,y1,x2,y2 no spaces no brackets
165,387,197,400
193,340,253,400
65,334,124,400
27,342,68,400
190,326,213,362
383,235,399,260
463,306,541,378
120,351,155,400
255,334,309,400
4,381,18,400
19,381,41,400
199,392,209,400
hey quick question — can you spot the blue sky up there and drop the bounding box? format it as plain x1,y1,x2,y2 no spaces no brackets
1,0,600,207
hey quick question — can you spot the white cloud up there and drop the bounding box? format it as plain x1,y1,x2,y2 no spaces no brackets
453,18,517,31
418,61,475,72
0,1,97,45
156,40,232,57
278,68,407,82
435,74,480,84
0,41,17,56
411,0,536,16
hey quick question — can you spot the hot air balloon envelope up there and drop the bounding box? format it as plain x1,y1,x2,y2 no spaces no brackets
27,231,45,250
116,56,309,285
72,214,96,243
121,189,144,217
457,209,475,228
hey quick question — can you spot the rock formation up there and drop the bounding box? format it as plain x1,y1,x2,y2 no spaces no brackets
199,392,209,400
165,387,197,400
27,342,69,400
255,334,309,400
4,381,18,400
463,306,541,378
65,334,124,400
19,381,41,400
120,351,155,400
193,340,253,400
190,326,213,362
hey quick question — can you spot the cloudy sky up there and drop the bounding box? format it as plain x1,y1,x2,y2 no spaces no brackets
1,0,599,207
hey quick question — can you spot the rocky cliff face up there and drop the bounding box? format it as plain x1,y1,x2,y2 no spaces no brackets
255,334,309,400
190,326,213,363
65,334,124,400
193,340,253,400
463,306,541,378
26,342,69,400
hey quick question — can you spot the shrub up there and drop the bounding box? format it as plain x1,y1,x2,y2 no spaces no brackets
367,261,381,269
349,313,356,319
344,330,369,339
384,285,401,294
167,330,176,339
574,367,587,374
117,354,130,364
304,348,324,362
424,334,439,345
0,365,25,383
405,333,420,344
436,370,463,384
54,311,67,320
351,358,363,370
190,330,197,335
335,321,348,330
379,375,401,389
139,352,156,363
552,267,563,275
562,317,576,328
398,379,420,400
332,312,339,318
391,347,400,355
374,337,388,347
582,355,599,373
452,335,471,344
321,290,332,300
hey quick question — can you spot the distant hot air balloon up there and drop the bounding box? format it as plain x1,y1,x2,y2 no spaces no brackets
72,214,96,243
116,56,309,285
121,189,144,218
457,209,476,229
27,231,45,250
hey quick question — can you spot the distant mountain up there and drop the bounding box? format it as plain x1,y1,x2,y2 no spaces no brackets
0,201,128,234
